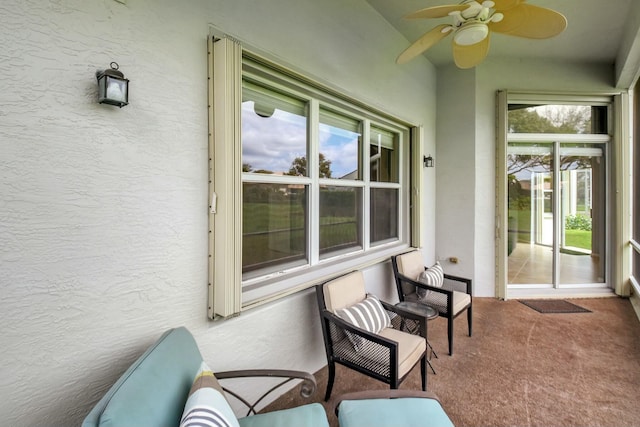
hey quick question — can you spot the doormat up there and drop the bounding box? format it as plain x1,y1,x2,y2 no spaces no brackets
519,299,591,314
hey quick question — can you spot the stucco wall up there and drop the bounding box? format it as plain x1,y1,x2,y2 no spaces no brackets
434,65,477,282
436,58,617,297
0,0,437,425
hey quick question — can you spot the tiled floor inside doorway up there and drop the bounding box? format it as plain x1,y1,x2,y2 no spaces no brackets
508,242,603,284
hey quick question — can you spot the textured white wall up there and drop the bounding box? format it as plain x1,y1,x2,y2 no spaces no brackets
436,59,618,297
434,65,477,281
0,0,436,425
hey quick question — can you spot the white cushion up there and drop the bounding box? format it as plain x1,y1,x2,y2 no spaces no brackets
395,250,425,280
452,291,471,314
377,328,426,377
324,271,367,312
426,290,471,315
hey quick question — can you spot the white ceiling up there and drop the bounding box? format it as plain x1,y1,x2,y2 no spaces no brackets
365,0,634,68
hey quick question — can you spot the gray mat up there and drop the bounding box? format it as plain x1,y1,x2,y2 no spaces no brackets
519,299,591,313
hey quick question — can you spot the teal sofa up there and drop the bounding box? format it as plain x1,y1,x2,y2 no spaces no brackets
82,327,329,427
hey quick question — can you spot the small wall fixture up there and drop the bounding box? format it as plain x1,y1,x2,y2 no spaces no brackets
423,154,434,168
96,62,129,107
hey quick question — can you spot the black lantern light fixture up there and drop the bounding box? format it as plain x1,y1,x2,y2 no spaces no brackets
96,62,129,107
423,154,434,168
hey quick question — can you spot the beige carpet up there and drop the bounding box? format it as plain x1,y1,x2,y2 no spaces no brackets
264,297,640,427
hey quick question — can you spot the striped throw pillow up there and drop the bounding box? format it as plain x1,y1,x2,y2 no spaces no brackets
416,261,444,302
336,294,391,351
180,362,239,427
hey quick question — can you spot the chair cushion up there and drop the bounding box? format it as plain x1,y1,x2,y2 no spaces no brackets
452,291,471,314
396,250,425,281
395,251,425,296
416,261,444,301
179,362,239,427
425,290,471,316
377,328,426,378
324,271,367,312
82,327,204,427
338,398,454,427
238,403,329,427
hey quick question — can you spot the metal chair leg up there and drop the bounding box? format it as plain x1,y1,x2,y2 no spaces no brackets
325,362,335,401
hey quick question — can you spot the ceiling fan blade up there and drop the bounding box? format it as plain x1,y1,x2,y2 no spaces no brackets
492,0,525,12
489,4,567,38
397,24,452,64
405,4,467,20
452,34,490,69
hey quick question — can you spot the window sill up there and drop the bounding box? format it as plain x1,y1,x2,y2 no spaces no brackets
241,241,411,310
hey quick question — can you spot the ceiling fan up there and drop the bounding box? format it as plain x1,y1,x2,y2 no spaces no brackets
396,0,567,69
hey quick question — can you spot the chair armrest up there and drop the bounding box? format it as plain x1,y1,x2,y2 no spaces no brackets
333,389,442,416
215,369,317,416
443,273,473,294
398,274,454,297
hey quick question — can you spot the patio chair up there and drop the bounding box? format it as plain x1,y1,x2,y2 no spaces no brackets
315,270,428,401
391,249,472,355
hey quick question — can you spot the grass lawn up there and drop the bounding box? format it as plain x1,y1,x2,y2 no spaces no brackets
242,202,358,269
564,229,591,251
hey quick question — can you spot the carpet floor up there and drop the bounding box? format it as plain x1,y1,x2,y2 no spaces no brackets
264,297,640,427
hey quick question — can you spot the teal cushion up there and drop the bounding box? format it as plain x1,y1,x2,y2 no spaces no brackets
338,398,454,427
82,327,204,427
238,403,329,427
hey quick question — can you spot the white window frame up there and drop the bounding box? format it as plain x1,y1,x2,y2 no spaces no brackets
207,31,423,319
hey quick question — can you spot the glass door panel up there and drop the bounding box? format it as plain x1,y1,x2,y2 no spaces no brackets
507,143,553,285
558,144,606,284
507,142,607,287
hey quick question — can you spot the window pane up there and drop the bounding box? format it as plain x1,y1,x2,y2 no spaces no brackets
242,183,308,278
508,104,607,134
319,108,361,180
319,186,362,258
370,188,398,245
370,126,398,182
242,81,308,175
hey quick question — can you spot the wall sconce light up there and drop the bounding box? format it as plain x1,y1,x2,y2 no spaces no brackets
423,154,434,168
96,62,129,107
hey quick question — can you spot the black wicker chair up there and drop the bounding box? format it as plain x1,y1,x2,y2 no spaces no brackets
315,270,428,401
391,249,472,356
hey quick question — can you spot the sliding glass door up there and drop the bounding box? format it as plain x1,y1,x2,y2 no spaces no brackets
507,140,607,288
505,102,610,293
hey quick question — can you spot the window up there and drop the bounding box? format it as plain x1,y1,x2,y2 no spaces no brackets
207,33,421,318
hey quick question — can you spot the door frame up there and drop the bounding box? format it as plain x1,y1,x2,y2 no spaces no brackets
495,91,629,300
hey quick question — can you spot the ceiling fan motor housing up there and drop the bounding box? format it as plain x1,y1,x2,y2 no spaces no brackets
454,22,489,45
451,1,501,45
